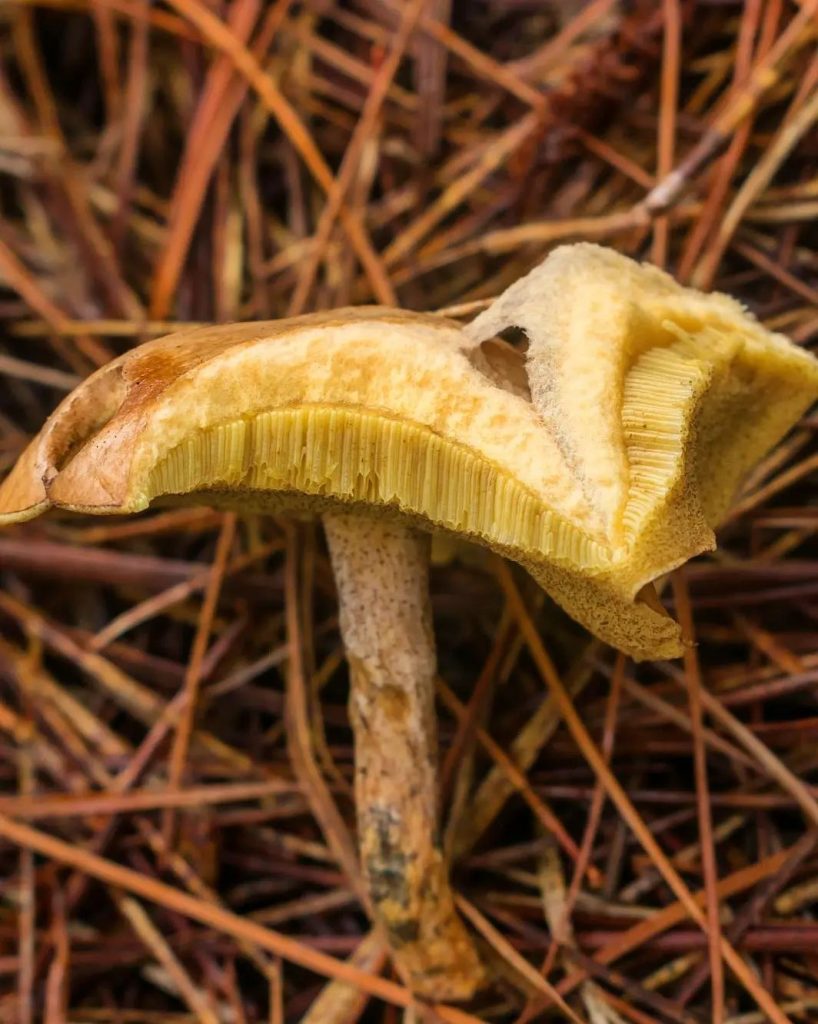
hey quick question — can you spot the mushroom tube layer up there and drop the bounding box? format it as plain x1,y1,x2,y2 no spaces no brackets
2,268,816,661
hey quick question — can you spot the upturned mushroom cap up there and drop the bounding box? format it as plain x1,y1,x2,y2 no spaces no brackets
465,243,818,543
2,246,817,660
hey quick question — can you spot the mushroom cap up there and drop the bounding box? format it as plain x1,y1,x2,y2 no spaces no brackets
466,243,818,544
2,247,817,661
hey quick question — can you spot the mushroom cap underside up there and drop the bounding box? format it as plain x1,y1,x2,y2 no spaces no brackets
2,269,817,661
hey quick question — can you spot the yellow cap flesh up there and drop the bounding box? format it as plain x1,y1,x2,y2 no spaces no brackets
2,248,817,661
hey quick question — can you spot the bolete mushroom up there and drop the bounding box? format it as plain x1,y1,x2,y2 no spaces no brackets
2,243,817,1000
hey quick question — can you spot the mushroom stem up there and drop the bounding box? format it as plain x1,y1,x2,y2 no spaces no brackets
323,512,484,1001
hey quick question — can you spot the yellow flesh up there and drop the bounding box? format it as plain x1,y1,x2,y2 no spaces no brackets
2,246,818,661
143,326,706,579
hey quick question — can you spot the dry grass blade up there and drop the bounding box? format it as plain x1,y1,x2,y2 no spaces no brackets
454,895,588,1024
114,893,220,1024
0,236,71,331
558,844,808,1000
453,643,599,859
287,0,426,315
163,0,394,304
668,661,818,828
651,0,681,267
300,930,384,1024
283,529,363,901
166,512,237,836
672,573,724,1023
0,812,483,1024
437,679,598,886
496,561,792,1024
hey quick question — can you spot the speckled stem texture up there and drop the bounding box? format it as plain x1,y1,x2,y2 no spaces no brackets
323,512,484,1001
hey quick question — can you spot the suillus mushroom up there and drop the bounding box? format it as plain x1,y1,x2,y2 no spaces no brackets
2,243,818,1000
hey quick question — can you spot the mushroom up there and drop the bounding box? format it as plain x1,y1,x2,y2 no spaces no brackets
2,244,817,1000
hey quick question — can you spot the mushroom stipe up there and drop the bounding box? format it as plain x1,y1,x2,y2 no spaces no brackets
2,243,818,1000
